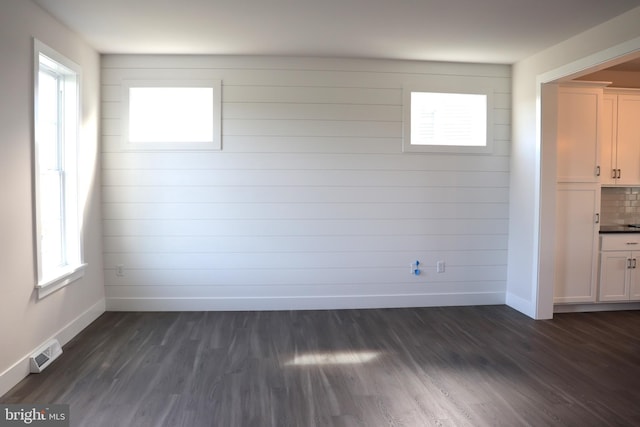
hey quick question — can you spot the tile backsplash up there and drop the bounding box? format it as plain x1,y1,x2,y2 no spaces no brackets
601,187,640,225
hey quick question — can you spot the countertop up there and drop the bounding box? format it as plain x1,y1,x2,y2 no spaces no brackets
600,225,640,233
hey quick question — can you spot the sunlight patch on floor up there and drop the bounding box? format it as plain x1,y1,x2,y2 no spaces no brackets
284,351,381,366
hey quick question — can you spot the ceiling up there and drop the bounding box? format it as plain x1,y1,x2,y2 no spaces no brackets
33,0,640,64
606,58,640,72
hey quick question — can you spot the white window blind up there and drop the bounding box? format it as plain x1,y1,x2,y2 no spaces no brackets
403,86,493,154
411,92,487,147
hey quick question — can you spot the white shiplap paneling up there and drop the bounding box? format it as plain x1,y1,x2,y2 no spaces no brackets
101,55,510,310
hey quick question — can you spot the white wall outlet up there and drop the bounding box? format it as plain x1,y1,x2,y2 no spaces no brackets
436,261,445,273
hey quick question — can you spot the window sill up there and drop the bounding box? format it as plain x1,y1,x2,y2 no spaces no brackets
124,141,221,151
37,263,87,299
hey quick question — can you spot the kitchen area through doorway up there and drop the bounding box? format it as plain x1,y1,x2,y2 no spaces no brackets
553,55,640,311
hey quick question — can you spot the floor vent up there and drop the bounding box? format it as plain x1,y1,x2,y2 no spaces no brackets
29,339,62,373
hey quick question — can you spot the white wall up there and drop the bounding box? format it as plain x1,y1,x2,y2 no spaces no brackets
508,6,640,319
102,56,511,311
0,0,104,396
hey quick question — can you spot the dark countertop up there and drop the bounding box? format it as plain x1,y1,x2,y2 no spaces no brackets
600,225,640,233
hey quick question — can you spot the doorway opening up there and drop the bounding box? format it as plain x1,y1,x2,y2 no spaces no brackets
539,50,640,317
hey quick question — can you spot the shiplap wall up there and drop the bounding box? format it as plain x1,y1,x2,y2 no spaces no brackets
101,56,510,311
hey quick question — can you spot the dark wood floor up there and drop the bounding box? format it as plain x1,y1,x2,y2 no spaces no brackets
2,306,640,426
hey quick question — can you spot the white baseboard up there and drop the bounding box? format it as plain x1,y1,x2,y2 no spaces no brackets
554,302,640,313
0,298,105,398
106,292,505,311
505,292,536,318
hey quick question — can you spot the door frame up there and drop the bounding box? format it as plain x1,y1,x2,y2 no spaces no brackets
537,42,640,318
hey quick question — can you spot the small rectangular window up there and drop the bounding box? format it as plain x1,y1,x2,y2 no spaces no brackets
403,86,493,154
123,80,222,150
34,39,86,298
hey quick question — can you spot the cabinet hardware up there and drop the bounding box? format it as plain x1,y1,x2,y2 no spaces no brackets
634,259,637,269
628,258,633,269
612,169,617,179
617,169,622,179
595,213,600,224
626,242,639,245
596,166,600,177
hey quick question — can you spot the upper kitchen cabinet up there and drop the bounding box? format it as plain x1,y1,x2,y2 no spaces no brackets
601,90,640,186
556,85,604,183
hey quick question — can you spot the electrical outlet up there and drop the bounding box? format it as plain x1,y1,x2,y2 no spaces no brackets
116,264,124,277
436,261,445,273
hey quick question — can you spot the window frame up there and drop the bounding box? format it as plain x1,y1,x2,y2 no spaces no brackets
33,39,86,299
402,84,494,154
122,79,222,151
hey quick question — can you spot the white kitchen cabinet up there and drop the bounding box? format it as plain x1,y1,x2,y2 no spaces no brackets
600,94,618,185
556,85,603,183
599,234,640,302
554,183,600,303
600,91,640,185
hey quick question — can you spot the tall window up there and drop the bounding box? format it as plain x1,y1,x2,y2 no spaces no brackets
34,40,85,298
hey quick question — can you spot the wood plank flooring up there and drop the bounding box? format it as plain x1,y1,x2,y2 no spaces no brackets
3,306,640,426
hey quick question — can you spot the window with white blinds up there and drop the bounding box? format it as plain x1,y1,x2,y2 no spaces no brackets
403,86,493,154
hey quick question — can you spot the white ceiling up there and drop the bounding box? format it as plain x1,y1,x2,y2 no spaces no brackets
33,0,640,64
607,58,640,72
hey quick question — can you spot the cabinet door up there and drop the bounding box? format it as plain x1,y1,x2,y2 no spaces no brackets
599,251,629,301
600,95,617,185
630,252,640,301
554,183,600,303
556,88,601,183
614,95,640,185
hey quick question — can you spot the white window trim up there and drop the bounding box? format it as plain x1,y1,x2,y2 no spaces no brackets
122,79,222,151
402,84,494,154
33,39,85,299
37,263,87,299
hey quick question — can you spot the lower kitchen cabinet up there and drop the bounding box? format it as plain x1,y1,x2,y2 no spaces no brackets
554,183,600,303
599,235,640,302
